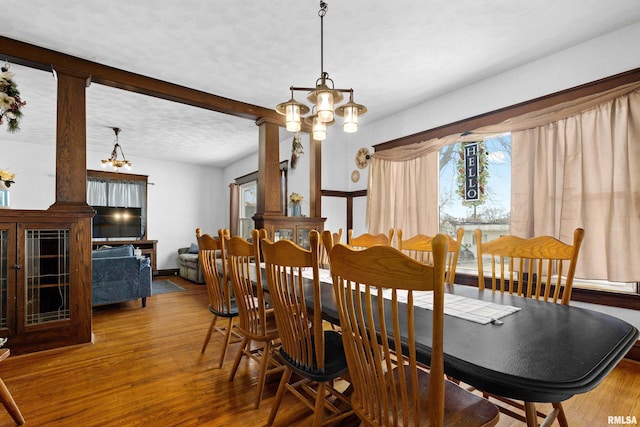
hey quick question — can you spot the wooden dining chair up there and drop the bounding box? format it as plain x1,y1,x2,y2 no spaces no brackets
0,349,25,426
397,228,464,285
347,228,394,249
329,236,499,426
196,228,241,368
224,228,284,409
474,227,585,427
475,228,585,304
261,230,354,427
318,228,342,268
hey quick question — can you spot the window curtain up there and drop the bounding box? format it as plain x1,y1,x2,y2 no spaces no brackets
368,152,438,238
511,88,640,282
86,179,107,206
369,81,640,282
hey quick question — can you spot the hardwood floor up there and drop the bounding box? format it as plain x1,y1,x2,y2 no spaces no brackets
0,276,637,426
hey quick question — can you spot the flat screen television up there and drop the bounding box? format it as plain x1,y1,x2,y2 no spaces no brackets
92,206,143,239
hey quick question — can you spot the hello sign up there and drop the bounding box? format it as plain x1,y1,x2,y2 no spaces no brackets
464,142,479,201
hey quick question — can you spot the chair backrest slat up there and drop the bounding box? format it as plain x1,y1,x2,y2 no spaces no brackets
475,228,585,304
196,228,232,314
224,229,269,337
261,230,324,370
397,228,464,285
319,228,342,268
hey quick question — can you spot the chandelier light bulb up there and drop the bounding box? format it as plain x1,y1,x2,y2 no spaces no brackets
312,116,327,141
285,104,302,132
316,91,334,123
342,105,359,133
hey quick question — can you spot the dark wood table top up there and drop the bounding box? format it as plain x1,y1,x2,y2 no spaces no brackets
309,277,638,403
258,266,638,403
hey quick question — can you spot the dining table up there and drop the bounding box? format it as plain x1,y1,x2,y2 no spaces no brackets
258,265,639,406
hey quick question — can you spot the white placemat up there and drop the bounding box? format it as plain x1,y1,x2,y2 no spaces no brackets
300,267,520,325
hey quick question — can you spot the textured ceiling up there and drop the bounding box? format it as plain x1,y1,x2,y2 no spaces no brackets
2,0,640,167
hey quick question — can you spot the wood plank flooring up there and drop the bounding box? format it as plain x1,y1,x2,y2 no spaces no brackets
0,276,637,426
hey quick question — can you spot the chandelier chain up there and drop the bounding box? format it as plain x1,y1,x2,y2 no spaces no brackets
319,1,327,78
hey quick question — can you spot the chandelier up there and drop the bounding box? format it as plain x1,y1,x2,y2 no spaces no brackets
101,127,131,171
276,1,367,141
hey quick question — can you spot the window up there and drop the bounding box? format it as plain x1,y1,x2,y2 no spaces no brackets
438,134,638,294
439,134,511,273
238,180,256,240
233,160,288,239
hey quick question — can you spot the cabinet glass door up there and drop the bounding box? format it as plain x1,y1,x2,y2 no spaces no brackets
25,229,71,325
297,228,312,249
274,228,294,242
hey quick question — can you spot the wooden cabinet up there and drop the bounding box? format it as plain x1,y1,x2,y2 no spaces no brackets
0,210,92,355
259,216,326,249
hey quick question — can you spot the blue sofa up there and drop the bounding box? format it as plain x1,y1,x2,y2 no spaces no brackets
92,244,152,307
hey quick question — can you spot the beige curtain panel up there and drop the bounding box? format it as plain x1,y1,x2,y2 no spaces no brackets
511,87,640,282
367,151,438,238
368,81,640,282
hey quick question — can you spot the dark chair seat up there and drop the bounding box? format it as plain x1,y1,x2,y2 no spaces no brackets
208,298,239,318
280,330,348,382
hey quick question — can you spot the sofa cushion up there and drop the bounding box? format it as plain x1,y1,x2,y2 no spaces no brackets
187,243,199,254
179,253,200,268
92,244,134,259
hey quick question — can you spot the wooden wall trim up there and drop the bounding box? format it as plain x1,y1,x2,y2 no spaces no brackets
0,35,282,124
321,189,368,198
87,170,149,182
321,189,368,232
375,67,640,152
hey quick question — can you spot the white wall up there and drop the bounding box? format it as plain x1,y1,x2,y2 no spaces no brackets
0,138,226,271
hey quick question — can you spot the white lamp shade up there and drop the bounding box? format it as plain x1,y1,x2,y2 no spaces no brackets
285,104,302,132
312,116,327,140
316,91,334,123
342,105,359,133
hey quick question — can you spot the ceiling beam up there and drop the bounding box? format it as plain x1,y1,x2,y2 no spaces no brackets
0,35,285,125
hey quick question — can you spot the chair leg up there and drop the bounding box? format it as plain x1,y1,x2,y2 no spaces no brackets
553,402,568,427
312,381,327,427
524,402,538,427
217,317,235,369
228,337,249,382
254,340,273,409
0,378,24,425
267,367,292,426
201,315,218,354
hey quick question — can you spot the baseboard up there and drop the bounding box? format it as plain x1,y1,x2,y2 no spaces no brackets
155,268,178,277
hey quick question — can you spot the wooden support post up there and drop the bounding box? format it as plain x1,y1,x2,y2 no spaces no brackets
49,67,93,212
253,120,283,229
